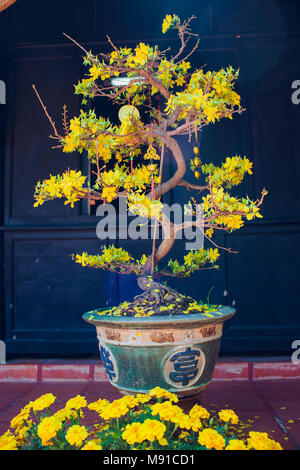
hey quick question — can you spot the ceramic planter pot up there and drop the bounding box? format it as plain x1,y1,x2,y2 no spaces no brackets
82,306,235,398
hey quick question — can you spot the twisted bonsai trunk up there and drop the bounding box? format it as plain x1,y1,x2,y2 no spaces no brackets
138,132,186,294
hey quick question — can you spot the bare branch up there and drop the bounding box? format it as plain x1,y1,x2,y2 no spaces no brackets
32,85,63,139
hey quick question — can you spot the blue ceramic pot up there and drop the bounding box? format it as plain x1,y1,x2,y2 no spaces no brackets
82,306,236,398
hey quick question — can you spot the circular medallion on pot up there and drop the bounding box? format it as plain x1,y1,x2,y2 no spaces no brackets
99,344,119,384
163,345,205,389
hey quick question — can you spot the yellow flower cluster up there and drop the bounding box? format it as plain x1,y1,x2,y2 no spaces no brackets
155,58,191,90
165,67,241,124
65,395,87,410
98,164,160,202
201,185,263,232
202,156,253,188
122,419,166,445
34,170,87,208
148,386,179,403
62,111,117,160
88,394,152,421
128,193,163,219
247,431,283,451
126,43,153,67
162,14,173,34
74,245,150,277
168,247,220,277
0,389,285,451
31,393,56,411
75,245,133,270
162,14,180,34
150,401,191,429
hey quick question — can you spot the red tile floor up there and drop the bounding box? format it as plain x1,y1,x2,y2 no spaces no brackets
0,379,299,450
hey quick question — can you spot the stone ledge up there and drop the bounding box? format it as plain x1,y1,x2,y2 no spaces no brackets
0,360,299,382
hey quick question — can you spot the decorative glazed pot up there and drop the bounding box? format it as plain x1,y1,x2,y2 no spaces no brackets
82,306,235,398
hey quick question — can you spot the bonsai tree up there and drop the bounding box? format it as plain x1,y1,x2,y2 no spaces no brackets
33,14,266,317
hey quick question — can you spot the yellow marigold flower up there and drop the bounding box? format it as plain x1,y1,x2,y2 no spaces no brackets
37,416,62,447
81,439,103,450
122,420,166,446
247,432,282,450
140,419,166,443
53,407,80,422
0,431,18,450
189,404,210,420
135,393,151,404
188,416,202,432
100,400,129,420
226,439,248,450
151,401,190,429
122,422,144,445
88,398,110,414
65,425,88,448
118,395,140,409
65,395,87,410
218,409,239,425
148,387,179,403
10,405,32,430
31,393,56,412
198,428,225,450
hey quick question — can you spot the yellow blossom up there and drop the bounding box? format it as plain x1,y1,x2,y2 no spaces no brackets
37,416,62,446
247,432,282,450
189,404,210,420
0,431,18,450
162,15,172,34
65,425,88,447
149,387,178,403
198,428,225,450
31,393,56,412
65,395,87,410
226,439,248,450
81,439,103,450
218,409,239,425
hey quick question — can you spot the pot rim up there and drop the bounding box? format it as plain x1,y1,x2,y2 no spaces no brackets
82,305,236,328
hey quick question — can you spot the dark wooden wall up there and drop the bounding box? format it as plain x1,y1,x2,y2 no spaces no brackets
0,0,300,356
